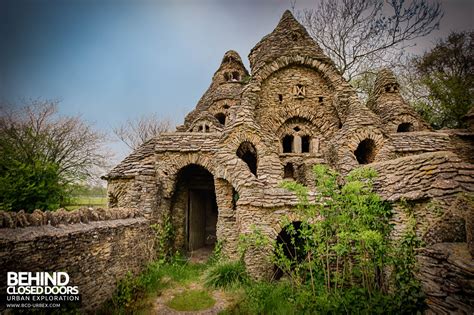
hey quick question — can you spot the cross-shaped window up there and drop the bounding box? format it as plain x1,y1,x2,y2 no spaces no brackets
293,84,305,98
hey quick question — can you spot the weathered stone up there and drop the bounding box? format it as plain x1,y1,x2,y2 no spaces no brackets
0,9,470,313
0,217,155,311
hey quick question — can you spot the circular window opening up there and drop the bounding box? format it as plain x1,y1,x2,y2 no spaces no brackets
354,138,376,164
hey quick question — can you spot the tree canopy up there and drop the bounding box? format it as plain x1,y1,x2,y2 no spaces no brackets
412,31,474,129
113,113,172,151
298,0,443,81
0,100,109,211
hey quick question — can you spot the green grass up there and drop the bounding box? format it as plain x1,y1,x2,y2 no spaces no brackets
158,259,206,284
103,256,208,314
64,196,107,210
166,289,215,311
205,260,248,289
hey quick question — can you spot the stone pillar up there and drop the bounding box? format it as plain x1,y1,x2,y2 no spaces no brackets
294,135,302,153
214,178,239,259
311,137,320,153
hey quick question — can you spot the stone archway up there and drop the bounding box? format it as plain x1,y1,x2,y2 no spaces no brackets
171,164,218,252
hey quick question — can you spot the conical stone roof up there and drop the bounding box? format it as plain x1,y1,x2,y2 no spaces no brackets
248,10,330,74
181,50,249,129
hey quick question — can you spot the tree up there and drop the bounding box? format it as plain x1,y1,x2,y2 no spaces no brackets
113,113,172,150
0,100,109,211
297,0,443,81
411,31,474,129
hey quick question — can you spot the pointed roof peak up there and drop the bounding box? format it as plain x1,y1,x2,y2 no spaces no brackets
220,50,244,66
374,68,400,94
275,9,307,34
281,9,298,23
248,10,327,74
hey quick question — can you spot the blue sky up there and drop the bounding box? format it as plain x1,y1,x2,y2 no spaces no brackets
1,0,473,164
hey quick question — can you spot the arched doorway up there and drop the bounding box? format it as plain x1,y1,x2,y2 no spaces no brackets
172,164,218,252
354,138,376,164
273,221,307,280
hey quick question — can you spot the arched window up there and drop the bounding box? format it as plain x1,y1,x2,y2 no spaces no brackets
282,135,294,153
236,141,258,176
215,113,226,125
354,139,376,164
283,163,294,179
301,135,310,153
397,122,414,132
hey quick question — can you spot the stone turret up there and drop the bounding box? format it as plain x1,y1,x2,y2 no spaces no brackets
249,10,332,75
367,68,431,133
177,50,249,132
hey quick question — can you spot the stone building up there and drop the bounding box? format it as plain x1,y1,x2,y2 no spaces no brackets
104,11,473,312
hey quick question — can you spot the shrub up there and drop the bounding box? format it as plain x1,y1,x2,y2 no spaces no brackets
0,160,67,212
235,281,296,315
237,165,425,313
204,260,248,289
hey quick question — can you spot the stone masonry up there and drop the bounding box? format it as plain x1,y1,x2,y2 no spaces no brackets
103,11,474,313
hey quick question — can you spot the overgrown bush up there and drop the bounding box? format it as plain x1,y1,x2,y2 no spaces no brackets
204,260,248,289
237,165,425,313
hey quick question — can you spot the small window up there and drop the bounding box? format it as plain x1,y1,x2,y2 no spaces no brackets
223,56,234,63
293,84,305,98
215,113,226,125
385,84,398,93
293,126,300,132
397,122,414,132
282,135,294,153
197,125,203,132
278,94,283,103
232,188,238,210
232,71,241,82
283,163,295,179
301,135,310,153
318,96,324,103
205,125,210,132
223,104,230,109
237,141,258,176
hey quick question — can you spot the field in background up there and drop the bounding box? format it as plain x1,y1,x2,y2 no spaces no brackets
65,196,107,210
64,184,107,210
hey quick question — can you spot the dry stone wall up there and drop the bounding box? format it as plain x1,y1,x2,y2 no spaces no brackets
0,212,155,311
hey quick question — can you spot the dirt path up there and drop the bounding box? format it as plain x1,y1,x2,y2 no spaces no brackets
149,248,236,314
150,280,234,314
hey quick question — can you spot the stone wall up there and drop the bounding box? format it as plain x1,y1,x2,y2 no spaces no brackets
0,211,155,311
417,243,473,314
